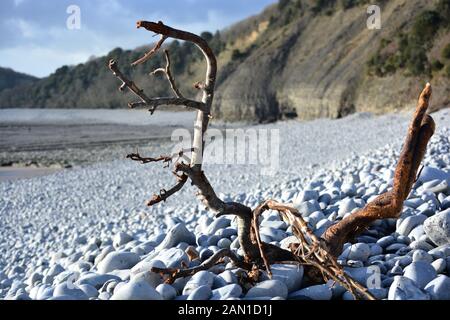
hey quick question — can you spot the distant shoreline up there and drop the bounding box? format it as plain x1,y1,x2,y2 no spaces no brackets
0,109,197,171
0,108,196,126
0,166,62,182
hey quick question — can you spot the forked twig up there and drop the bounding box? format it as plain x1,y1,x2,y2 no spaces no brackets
252,203,273,277
131,33,168,66
151,249,252,283
151,50,184,98
252,200,376,300
147,173,188,206
127,148,193,166
109,59,207,114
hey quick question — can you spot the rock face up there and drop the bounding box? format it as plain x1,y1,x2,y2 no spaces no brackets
213,0,450,122
424,209,450,246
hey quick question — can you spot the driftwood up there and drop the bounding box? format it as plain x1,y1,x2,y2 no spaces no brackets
322,84,435,257
108,20,435,300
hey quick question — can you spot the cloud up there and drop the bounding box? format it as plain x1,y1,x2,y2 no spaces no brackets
0,0,276,77
0,45,93,77
13,18,36,38
14,0,26,6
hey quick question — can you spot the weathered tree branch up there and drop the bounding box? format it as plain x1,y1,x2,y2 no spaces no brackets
131,34,168,66
321,84,435,257
109,20,435,300
151,50,184,98
252,200,376,300
147,173,188,206
108,59,152,103
136,20,217,170
127,152,172,166
151,249,252,283
128,98,207,114
109,60,207,113
127,148,193,166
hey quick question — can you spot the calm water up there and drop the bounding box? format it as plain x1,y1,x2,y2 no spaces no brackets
0,108,196,126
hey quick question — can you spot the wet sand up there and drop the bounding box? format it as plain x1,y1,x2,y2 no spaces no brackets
0,166,62,182
0,109,197,170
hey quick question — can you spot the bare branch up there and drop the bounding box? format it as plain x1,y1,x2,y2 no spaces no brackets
151,249,251,283
131,34,168,66
175,162,252,216
128,98,207,114
252,203,273,277
147,173,188,206
152,50,184,98
193,81,206,91
136,20,217,170
109,59,152,103
127,152,172,165
126,149,194,206
255,200,376,300
128,148,193,166
109,59,207,113
322,84,435,256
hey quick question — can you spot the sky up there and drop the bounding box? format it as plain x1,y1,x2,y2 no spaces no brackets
0,0,276,78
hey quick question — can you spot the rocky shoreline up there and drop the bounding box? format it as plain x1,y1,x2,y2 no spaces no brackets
0,110,449,300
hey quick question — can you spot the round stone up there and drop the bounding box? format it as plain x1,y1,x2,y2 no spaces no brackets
388,276,430,300
156,223,196,251
424,275,450,300
343,243,371,262
187,285,212,300
211,284,242,300
113,232,133,248
156,283,177,300
288,284,332,300
423,209,450,246
403,261,437,289
245,280,288,299
270,264,304,293
182,271,215,296
110,279,162,300
53,283,89,300
97,251,140,274
412,249,433,264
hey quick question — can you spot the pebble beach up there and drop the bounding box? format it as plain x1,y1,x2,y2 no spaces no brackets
1,108,449,300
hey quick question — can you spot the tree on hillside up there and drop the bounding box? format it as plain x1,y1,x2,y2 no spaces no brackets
109,20,435,300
